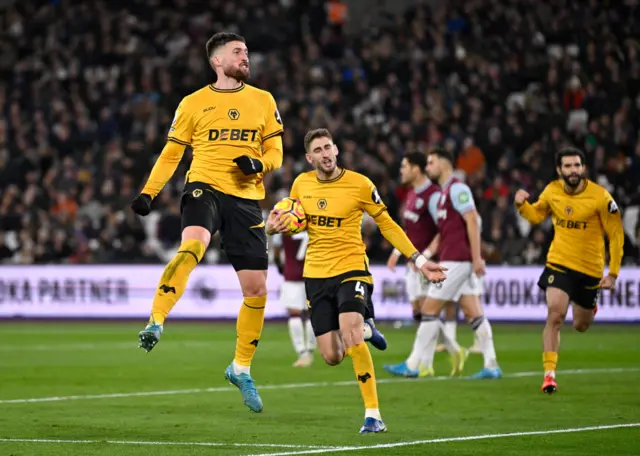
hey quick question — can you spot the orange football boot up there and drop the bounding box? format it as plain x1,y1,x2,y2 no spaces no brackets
541,375,557,394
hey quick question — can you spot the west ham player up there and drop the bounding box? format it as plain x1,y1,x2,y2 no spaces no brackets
385,152,457,376
272,231,316,367
385,149,501,379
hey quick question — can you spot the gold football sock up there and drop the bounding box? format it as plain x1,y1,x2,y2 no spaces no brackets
347,343,379,410
149,239,206,325
234,295,267,366
543,351,558,375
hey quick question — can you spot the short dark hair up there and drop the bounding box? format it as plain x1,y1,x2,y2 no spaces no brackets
304,128,333,151
427,148,453,164
206,32,246,59
555,147,585,167
404,152,427,173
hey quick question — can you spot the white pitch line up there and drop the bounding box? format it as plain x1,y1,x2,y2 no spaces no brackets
243,423,640,456
1,367,638,405
0,438,336,449
0,341,215,351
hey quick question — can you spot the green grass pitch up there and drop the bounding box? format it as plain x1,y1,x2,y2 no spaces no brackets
0,322,639,455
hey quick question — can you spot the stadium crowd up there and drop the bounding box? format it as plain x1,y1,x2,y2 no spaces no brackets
0,0,639,266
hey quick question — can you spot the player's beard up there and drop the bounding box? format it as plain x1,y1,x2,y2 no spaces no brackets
426,170,440,183
224,63,249,82
317,157,337,176
561,172,583,189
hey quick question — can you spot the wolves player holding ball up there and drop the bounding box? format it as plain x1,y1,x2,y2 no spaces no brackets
267,128,447,434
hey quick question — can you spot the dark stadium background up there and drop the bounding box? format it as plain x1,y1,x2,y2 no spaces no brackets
1,3,639,456
0,0,638,269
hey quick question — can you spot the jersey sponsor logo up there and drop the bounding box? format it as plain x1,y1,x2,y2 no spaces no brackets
608,200,619,213
317,198,327,210
307,214,344,227
403,210,420,223
203,106,216,112
208,128,258,142
458,191,470,204
275,108,282,125
228,108,240,120
555,218,587,230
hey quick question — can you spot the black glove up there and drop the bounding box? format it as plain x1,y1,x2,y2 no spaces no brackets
233,156,264,175
131,193,153,216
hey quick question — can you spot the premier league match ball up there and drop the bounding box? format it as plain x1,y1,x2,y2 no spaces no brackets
274,197,307,234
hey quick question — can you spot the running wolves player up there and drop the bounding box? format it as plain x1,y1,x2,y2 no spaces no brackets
272,231,316,367
131,32,284,412
385,149,501,379
385,152,456,375
266,128,447,433
515,147,624,394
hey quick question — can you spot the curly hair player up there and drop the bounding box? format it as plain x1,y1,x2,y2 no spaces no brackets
515,147,624,394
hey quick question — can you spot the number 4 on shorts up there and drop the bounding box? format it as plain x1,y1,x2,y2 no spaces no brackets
355,281,366,296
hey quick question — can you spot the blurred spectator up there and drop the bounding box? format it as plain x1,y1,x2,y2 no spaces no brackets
0,0,637,267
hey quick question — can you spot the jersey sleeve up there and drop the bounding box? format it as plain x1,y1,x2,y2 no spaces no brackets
427,191,440,222
290,176,301,201
360,177,387,218
516,186,550,224
262,93,284,143
167,98,194,146
598,191,624,277
141,141,187,198
450,182,476,215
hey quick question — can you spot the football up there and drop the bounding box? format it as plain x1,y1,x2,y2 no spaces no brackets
274,197,307,234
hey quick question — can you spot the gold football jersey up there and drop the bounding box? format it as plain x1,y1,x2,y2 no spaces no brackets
144,83,283,200
290,169,387,280
517,179,624,277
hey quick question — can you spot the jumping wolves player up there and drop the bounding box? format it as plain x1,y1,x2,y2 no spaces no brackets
266,128,447,433
272,231,317,367
515,147,623,394
385,149,501,379
385,152,457,376
130,32,283,413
